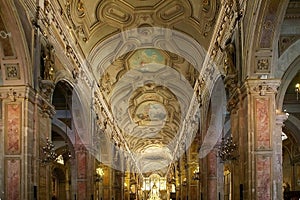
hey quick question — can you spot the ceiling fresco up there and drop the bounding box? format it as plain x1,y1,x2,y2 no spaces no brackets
37,0,241,173
58,0,221,173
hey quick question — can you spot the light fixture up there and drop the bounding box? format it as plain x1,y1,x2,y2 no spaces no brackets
218,136,238,162
95,166,104,182
41,137,57,164
281,132,288,141
192,166,200,180
296,83,300,101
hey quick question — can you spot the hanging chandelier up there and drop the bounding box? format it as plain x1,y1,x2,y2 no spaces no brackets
41,137,57,164
217,136,238,162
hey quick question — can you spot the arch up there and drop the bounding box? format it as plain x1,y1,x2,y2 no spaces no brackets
276,39,300,79
51,80,76,158
276,55,300,110
0,0,32,84
285,114,300,145
244,0,289,78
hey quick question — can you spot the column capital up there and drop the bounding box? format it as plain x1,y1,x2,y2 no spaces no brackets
242,79,281,96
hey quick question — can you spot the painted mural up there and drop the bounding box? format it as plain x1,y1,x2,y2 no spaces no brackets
135,101,167,126
128,48,166,71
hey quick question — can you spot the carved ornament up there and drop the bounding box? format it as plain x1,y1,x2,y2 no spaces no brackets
39,79,55,102
4,64,20,80
255,57,270,74
244,79,280,96
38,99,55,118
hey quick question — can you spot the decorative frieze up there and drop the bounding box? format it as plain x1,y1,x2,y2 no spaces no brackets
214,0,242,54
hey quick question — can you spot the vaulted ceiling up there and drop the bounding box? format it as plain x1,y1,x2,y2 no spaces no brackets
0,0,241,174
40,0,231,174
58,0,220,54
44,0,222,173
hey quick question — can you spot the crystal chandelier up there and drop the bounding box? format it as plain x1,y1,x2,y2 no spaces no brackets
41,137,57,164
218,136,238,162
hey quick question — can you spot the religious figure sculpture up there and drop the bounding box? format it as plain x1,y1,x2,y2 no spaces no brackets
43,44,55,81
223,40,238,94
223,42,237,77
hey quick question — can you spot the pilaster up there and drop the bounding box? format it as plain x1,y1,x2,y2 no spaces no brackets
239,79,281,200
0,85,56,200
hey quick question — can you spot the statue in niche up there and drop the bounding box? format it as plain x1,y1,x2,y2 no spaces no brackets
222,40,238,93
43,44,55,81
223,41,237,77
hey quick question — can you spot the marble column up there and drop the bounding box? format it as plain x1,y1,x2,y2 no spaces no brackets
75,144,88,200
207,150,217,200
273,111,288,199
0,86,54,200
239,79,282,199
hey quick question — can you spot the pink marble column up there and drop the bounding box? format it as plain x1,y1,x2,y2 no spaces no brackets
75,144,88,200
243,79,281,200
4,102,22,200
207,150,217,200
